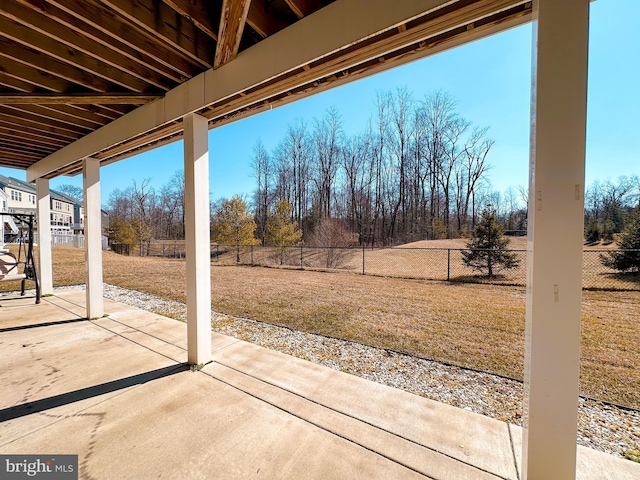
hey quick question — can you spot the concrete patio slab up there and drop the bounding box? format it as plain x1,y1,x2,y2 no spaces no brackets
1,289,638,479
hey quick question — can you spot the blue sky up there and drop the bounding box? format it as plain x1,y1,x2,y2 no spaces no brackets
1,0,637,206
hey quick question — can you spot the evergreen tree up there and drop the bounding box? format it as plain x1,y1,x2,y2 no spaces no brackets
265,199,303,264
600,208,640,273
462,207,519,277
214,195,259,262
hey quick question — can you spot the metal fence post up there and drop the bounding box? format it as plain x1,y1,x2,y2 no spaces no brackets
362,245,365,275
447,249,451,281
216,244,219,261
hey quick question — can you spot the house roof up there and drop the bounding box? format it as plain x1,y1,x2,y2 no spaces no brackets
0,174,81,206
0,1,532,180
0,174,33,193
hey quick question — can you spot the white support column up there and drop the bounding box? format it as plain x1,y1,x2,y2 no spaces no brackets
184,113,212,365
83,158,104,319
523,1,589,479
35,178,53,295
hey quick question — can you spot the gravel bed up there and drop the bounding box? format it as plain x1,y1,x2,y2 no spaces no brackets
41,285,640,460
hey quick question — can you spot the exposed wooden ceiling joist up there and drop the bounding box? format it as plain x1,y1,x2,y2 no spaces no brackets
0,106,90,136
4,104,103,130
0,124,69,147
215,0,252,68
1,0,173,92
0,17,155,92
100,0,214,68
15,0,188,84
0,37,111,93
0,94,164,104
0,51,73,92
163,0,220,41
43,0,199,80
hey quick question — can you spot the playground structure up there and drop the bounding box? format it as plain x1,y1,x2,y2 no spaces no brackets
0,213,40,304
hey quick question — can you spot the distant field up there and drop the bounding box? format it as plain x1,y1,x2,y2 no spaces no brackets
1,246,637,409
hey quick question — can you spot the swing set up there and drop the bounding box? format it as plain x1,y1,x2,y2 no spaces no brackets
0,213,40,304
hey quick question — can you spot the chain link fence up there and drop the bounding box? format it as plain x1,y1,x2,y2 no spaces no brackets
110,243,640,291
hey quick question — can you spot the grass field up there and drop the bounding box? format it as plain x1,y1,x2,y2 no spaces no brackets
2,245,638,408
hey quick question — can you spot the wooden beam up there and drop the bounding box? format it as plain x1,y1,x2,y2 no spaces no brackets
0,55,71,92
0,71,36,93
100,0,214,68
0,125,69,147
1,135,58,153
0,119,75,143
6,104,104,130
36,104,111,126
96,104,134,115
0,157,33,168
285,0,322,19
0,35,110,92
71,104,121,121
0,107,89,137
0,94,163,104
247,0,288,38
163,0,219,40
0,156,36,170
38,0,198,80
0,147,41,161
215,0,252,68
0,136,58,154
4,0,173,91
0,16,150,93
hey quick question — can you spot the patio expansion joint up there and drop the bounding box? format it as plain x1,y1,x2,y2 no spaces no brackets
204,359,510,480
87,319,184,365
507,421,521,480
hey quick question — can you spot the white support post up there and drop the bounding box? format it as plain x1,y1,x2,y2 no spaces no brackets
35,178,53,295
184,113,212,365
522,1,589,479
83,158,104,319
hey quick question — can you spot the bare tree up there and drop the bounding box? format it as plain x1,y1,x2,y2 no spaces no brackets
312,107,342,219
251,140,272,244
55,184,83,201
131,179,155,255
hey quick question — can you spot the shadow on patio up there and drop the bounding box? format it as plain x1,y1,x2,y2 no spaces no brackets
1,290,637,479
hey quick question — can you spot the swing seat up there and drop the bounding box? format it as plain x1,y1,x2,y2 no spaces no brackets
0,252,27,282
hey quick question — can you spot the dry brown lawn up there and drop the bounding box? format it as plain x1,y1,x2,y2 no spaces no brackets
2,246,638,408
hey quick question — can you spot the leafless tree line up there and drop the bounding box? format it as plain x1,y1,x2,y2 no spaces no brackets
252,89,499,245
104,89,639,249
106,172,185,250
584,175,640,242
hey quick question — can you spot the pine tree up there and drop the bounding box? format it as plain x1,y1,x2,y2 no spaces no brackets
462,208,519,277
265,199,303,264
214,195,259,262
600,208,640,273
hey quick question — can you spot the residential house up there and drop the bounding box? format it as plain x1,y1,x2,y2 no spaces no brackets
53,190,84,234
0,175,79,237
0,175,37,216
0,188,11,243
